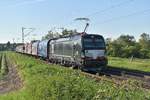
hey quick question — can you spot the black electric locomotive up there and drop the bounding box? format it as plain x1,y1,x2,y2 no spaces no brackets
49,33,107,72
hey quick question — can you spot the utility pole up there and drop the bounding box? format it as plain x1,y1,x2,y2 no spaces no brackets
22,27,25,52
13,38,15,43
21,27,35,53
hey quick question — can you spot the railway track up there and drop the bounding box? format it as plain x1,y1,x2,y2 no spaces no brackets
104,67,150,83
36,57,150,89
81,68,150,89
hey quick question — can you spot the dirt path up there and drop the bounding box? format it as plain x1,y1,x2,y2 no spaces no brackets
0,56,22,94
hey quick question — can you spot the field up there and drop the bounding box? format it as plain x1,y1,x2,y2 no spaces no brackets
0,52,150,100
109,57,150,72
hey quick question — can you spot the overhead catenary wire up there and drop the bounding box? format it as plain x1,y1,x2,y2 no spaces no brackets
65,0,135,28
94,8,150,25
85,0,134,17
66,3,150,29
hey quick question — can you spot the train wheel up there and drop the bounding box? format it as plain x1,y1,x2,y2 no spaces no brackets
70,63,76,69
101,66,107,72
96,72,101,76
78,65,82,71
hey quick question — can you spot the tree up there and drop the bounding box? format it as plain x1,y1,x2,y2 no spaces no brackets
62,29,77,36
42,31,60,40
138,33,150,58
42,29,77,40
107,34,142,58
6,41,11,50
139,33,150,49
117,35,136,46
107,33,150,59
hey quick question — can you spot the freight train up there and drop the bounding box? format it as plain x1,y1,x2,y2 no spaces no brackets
16,33,108,72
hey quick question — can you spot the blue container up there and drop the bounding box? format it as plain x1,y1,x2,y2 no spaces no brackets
38,40,50,58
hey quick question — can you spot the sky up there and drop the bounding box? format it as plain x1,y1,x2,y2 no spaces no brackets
0,0,150,43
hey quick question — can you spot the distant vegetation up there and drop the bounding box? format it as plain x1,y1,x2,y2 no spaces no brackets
107,33,150,59
42,29,77,40
0,41,20,51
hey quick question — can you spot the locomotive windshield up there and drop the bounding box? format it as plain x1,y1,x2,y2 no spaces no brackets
83,35,105,49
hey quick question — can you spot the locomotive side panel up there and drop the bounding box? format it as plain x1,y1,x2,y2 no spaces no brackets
48,34,82,66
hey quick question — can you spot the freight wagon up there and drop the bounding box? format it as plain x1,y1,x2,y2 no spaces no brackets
32,41,40,56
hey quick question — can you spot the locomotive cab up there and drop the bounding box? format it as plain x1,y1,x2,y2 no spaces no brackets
81,34,108,72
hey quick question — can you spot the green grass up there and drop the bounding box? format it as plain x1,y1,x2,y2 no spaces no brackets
0,52,149,100
108,57,150,72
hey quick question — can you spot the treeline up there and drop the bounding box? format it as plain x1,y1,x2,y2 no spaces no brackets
42,29,77,40
0,41,18,51
106,33,150,59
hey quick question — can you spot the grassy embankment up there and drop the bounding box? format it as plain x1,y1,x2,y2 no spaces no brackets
109,57,150,72
0,52,149,100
